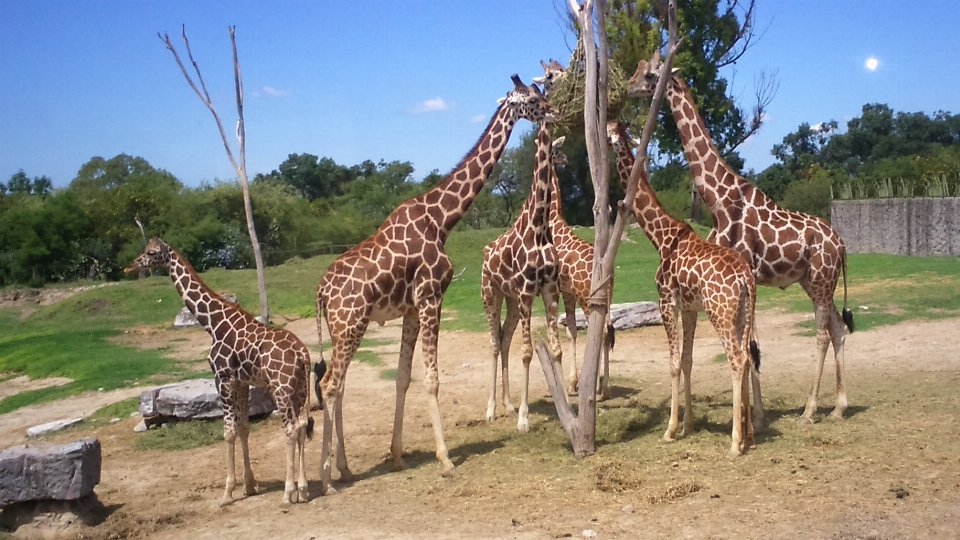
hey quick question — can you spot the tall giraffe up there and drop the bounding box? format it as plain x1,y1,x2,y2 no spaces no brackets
534,58,615,399
608,122,761,456
628,54,854,424
316,75,554,494
481,120,562,432
125,238,313,505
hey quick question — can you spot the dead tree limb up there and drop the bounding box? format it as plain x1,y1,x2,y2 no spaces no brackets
159,26,269,322
538,0,680,457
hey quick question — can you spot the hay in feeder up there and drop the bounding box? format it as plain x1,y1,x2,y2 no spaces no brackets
547,40,630,136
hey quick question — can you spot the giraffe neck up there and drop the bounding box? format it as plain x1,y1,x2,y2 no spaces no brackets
166,249,233,332
612,140,692,259
428,104,520,242
546,163,576,247
527,122,553,245
667,77,761,215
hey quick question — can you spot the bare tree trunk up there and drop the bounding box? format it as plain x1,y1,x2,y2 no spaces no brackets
134,216,151,279
159,26,269,323
538,0,680,456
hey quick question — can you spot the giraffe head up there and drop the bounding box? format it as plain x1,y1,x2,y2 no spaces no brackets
606,121,631,153
627,49,676,98
497,74,556,124
533,59,566,97
124,237,172,274
551,136,568,167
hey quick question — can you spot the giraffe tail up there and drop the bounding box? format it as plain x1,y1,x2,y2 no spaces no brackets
840,250,855,333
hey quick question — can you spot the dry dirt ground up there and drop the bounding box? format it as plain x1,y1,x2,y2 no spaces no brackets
1,308,959,539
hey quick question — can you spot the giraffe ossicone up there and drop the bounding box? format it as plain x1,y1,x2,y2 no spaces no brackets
315,75,555,494
125,237,314,505
628,54,854,425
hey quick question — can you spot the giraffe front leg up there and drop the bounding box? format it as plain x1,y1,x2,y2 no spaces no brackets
660,303,682,443
235,385,257,497
418,302,456,477
516,299,534,433
499,299,520,417
217,379,240,506
680,311,698,437
391,311,418,471
562,293,579,396
483,290,503,422
318,391,339,496
541,282,564,394
283,428,298,504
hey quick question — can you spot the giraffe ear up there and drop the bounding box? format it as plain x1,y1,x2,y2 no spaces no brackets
497,96,506,105
649,48,661,67
630,138,643,149
671,67,682,75
553,136,566,149
540,60,550,70
533,75,546,85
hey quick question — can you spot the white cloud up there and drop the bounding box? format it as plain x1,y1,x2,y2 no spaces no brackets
865,57,879,71
470,114,487,123
257,86,289,97
413,97,449,113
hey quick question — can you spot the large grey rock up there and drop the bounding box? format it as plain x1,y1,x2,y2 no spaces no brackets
0,438,101,507
174,292,237,328
138,379,275,427
559,301,661,331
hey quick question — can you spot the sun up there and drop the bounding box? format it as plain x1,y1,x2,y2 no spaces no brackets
865,57,879,71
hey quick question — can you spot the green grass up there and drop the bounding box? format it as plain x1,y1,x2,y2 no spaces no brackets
1,228,957,415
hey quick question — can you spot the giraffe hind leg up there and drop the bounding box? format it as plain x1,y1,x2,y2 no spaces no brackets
828,306,849,419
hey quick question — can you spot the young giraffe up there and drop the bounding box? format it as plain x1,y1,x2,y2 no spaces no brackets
608,123,761,456
628,54,854,424
481,120,562,432
125,238,314,505
535,58,615,399
316,75,554,494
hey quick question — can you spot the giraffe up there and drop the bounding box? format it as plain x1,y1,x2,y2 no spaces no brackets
628,53,855,424
607,122,761,456
124,238,314,505
315,75,555,494
534,58,615,399
481,120,562,432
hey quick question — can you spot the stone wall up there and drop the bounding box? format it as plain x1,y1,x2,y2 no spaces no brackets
829,198,960,256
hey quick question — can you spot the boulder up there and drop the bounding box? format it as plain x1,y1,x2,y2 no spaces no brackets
138,379,275,427
0,438,101,507
559,301,661,331
174,292,237,328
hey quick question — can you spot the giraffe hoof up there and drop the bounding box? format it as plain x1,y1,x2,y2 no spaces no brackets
727,448,743,458
517,419,530,433
319,483,339,496
441,465,459,478
218,496,234,507
244,483,258,497
798,416,816,426
828,409,846,420
338,469,354,483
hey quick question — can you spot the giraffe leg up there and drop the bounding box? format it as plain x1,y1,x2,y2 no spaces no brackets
318,389,340,496
661,303,682,443
391,311,419,471
599,313,611,401
728,363,746,457
541,281,564,392
516,298,535,433
562,292,579,396
418,301,456,477
318,326,363,496
217,378,239,506
800,296,833,424
750,362,765,432
334,386,352,482
283,417,298,504
483,290,504,422
828,306,849,419
499,298,520,416
680,311,698,437
743,360,756,450
235,385,257,497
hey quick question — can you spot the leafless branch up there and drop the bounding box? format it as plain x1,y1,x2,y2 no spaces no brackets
725,67,779,153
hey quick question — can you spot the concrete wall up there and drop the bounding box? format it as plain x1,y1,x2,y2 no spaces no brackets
830,198,960,256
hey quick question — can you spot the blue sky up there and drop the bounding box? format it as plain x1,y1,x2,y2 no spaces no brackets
1,1,958,189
